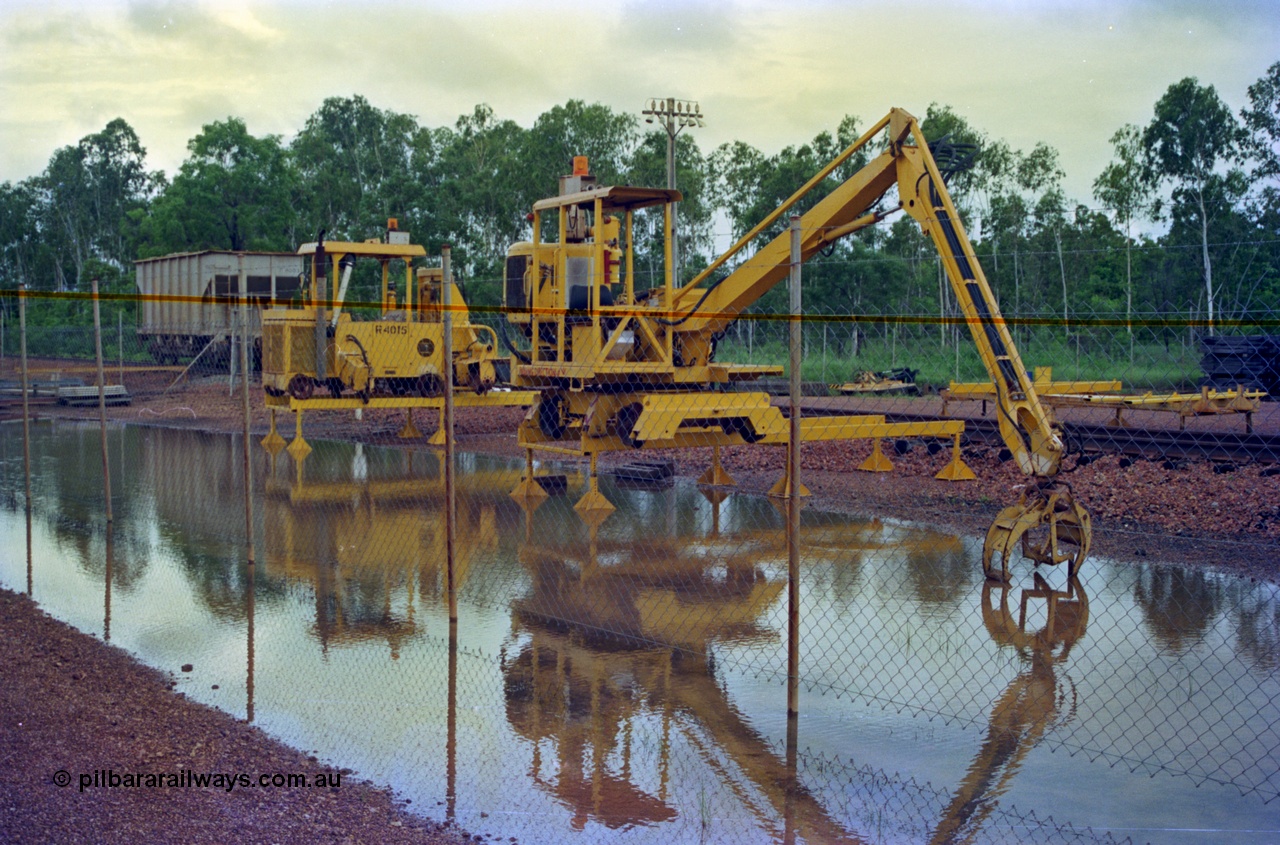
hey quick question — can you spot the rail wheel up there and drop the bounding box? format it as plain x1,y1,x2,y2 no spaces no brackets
416,374,443,398
537,393,569,440
615,403,644,449
287,374,314,401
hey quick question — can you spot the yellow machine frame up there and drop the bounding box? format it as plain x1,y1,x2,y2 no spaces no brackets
943,366,1263,430
261,224,534,456
263,228,503,402
504,109,1091,580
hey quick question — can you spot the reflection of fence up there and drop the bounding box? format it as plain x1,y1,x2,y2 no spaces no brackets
5,286,1280,845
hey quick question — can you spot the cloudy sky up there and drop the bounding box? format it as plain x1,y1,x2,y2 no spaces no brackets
2,0,1277,204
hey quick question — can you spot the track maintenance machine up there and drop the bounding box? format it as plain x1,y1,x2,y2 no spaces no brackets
263,221,504,401
502,109,1090,581
261,220,531,456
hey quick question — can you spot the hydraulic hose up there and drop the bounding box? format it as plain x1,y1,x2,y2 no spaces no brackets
651,274,727,327
497,312,531,364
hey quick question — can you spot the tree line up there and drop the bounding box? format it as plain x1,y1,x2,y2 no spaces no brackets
1,64,1276,341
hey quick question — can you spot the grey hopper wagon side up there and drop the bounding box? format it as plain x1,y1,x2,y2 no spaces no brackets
134,251,305,364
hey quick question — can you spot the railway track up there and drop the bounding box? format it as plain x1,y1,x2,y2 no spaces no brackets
809,408,1280,465
789,390,1280,465
954,414,1280,465
1071,421,1279,465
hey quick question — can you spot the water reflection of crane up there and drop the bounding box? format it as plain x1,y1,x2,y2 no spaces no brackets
502,623,872,843
257,445,997,840
515,528,786,651
503,632,678,832
504,500,881,843
262,446,520,656
929,576,1088,845
515,500,966,650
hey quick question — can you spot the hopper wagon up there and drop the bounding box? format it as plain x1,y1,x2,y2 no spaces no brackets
134,251,305,364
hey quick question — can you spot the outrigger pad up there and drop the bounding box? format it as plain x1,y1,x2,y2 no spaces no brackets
286,436,312,463
935,453,976,481
261,411,287,455
858,440,894,473
767,474,811,498
397,410,423,439
261,431,287,456
698,462,736,487
573,490,616,528
510,477,550,502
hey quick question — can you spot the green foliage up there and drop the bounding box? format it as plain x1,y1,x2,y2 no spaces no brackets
920,103,987,203
36,118,160,291
1145,78,1244,187
630,130,714,285
0,179,43,292
1242,61,1280,183
291,95,421,244
1141,77,1251,331
1094,124,1157,229
431,103,533,300
708,115,868,245
525,100,637,188
136,118,297,256
3,76,1278,345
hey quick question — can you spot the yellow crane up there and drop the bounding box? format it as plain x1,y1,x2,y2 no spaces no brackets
502,109,1090,581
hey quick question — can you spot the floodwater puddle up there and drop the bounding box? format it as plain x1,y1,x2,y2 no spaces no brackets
2,421,1278,844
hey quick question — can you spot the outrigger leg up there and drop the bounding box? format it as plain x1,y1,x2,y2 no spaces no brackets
698,444,736,487
934,433,977,481
510,447,549,502
286,409,312,462
574,452,615,518
397,408,423,439
261,409,287,456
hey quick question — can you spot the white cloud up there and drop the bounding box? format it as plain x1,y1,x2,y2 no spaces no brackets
2,0,1276,208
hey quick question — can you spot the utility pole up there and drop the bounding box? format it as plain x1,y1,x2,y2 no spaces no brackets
642,97,704,283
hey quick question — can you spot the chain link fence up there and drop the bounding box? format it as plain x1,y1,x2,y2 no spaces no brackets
1,284,1278,844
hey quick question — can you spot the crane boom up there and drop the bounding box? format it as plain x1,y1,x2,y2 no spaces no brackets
503,107,1091,581
673,109,1061,478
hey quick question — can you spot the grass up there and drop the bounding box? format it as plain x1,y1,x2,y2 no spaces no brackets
2,325,156,365
714,322,1205,393
4,313,1212,394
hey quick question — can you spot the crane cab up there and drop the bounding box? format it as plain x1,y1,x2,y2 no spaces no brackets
503,158,680,374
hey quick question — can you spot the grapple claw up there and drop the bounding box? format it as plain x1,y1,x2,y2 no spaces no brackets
982,480,1091,582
